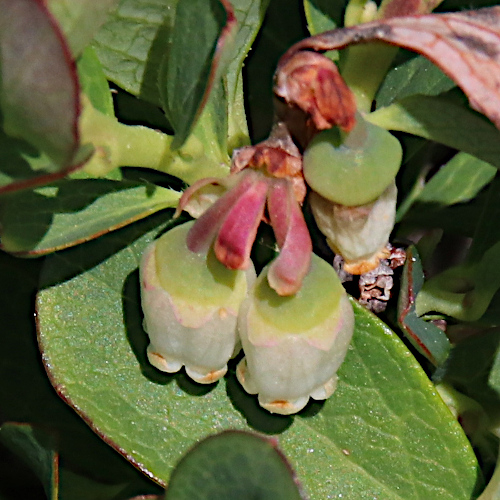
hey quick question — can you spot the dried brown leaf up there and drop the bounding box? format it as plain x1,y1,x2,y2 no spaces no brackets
279,7,500,129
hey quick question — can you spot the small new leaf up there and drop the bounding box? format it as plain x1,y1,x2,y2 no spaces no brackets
398,246,451,366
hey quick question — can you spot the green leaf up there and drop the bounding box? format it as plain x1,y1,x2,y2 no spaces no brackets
165,431,303,500
368,95,500,169
159,0,237,148
303,0,340,35
47,0,119,58
224,0,270,151
398,246,451,365
417,240,500,322
0,0,81,168
0,423,58,500
36,220,479,500
468,177,500,264
92,0,177,106
0,252,162,496
417,152,496,205
376,56,455,108
441,328,500,414
0,179,180,255
77,46,115,117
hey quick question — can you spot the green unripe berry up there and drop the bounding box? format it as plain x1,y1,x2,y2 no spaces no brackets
303,117,402,206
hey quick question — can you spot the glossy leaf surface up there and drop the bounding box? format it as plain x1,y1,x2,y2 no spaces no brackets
376,56,455,107
92,0,177,106
36,221,478,500
0,253,162,498
77,46,115,117
159,0,236,148
303,0,340,35
417,153,496,205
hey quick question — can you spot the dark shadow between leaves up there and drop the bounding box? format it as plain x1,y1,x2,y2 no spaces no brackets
0,109,53,185
401,199,483,239
121,268,216,398
225,358,293,435
438,328,500,412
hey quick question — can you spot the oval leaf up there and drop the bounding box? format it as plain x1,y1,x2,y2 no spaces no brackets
0,180,180,255
159,0,237,148
0,0,80,167
281,6,500,129
165,431,303,500
92,0,177,106
36,221,478,500
417,152,496,205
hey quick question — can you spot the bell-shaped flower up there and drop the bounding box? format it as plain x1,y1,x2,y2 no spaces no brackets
309,181,397,274
236,253,354,415
140,221,255,384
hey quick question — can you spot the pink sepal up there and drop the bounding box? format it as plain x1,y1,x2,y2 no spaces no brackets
215,175,269,270
267,178,312,296
186,170,259,254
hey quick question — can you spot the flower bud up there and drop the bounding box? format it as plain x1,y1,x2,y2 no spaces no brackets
140,222,255,384
309,181,397,274
236,254,354,414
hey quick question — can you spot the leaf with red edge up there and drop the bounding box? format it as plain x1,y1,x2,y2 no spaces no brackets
35,218,479,499
165,431,304,500
280,6,500,130
159,0,237,149
0,0,81,168
397,245,451,366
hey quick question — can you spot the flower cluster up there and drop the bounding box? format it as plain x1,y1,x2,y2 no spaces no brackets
140,220,354,415
139,50,403,414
